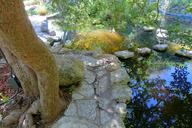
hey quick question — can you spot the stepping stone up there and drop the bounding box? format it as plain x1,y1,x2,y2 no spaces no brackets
175,49,192,59
114,50,134,59
153,44,168,52
136,47,151,56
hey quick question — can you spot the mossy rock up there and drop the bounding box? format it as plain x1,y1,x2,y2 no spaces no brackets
55,55,84,86
69,30,124,53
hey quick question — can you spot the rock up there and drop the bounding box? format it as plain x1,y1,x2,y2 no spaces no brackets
175,49,192,59
136,47,151,56
51,52,131,128
2,109,23,127
72,81,94,99
49,31,56,36
96,54,121,72
103,119,126,128
153,44,168,52
156,28,168,38
50,43,63,53
54,55,84,86
156,28,168,43
47,36,61,46
114,50,134,59
143,26,155,32
7,75,21,90
112,86,131,101
40,19,49,33
76,100,97,120
111,68,130,85
62,30,77,45
51,117,98,128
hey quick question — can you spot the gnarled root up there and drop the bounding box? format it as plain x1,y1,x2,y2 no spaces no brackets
1,109,24,127
18,100,40,128
2,99,40,128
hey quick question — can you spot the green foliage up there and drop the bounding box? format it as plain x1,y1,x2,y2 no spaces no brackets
168,25,192,47
51,0,192,47
160,0,192,46
51,0,159,31
0,93,8,103
167,0,192,14
187,2,192,13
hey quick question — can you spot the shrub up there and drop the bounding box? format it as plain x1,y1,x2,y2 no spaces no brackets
36,6,48,15
68,30,124,53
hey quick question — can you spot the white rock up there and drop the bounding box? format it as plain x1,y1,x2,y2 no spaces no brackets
156,28,168,39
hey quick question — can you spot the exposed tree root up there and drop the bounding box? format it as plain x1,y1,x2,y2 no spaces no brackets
18,100,40,128
1,96,33,127
1,89,72,128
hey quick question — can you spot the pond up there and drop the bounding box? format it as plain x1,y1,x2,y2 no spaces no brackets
122,52,192,128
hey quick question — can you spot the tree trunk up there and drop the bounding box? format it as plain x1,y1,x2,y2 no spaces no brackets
0,0,66,123
1,47,39,98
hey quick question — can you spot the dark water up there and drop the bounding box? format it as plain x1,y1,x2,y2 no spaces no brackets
123,53,192,128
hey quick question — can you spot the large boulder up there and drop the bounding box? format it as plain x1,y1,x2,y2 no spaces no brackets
54,55,84,86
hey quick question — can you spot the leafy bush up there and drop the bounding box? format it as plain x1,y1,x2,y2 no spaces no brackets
51,0,159,31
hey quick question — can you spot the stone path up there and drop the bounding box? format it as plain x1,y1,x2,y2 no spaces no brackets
51,51,131,128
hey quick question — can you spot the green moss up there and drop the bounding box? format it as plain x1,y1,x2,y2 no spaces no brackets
68,30,124,53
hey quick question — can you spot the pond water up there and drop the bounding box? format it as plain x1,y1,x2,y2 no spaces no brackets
122,52,192,128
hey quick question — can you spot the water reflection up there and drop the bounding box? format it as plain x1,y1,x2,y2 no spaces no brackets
125,65,192,128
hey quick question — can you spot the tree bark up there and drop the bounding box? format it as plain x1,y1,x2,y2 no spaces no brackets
0,0,66,123
1,47,39,98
